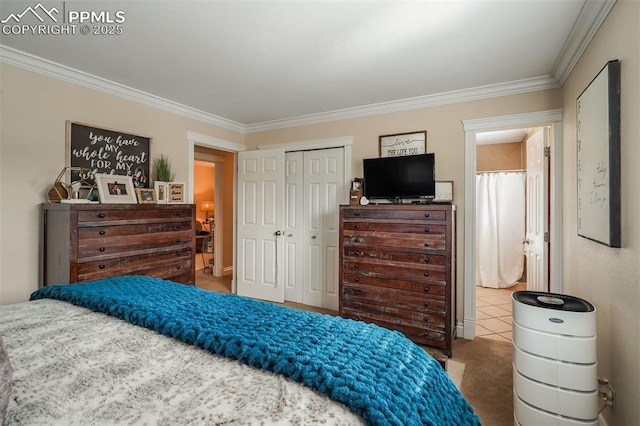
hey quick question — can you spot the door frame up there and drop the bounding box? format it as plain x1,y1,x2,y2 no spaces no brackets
187,131,246,292
461,109,563,339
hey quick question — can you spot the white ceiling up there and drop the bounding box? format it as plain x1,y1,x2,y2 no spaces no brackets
0,1,614,132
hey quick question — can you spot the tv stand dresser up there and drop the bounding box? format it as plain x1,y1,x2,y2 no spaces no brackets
339,204,456,358
41,203,195,286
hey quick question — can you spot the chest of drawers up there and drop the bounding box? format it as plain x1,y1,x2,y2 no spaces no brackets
42,203,195,286
339,204,456,357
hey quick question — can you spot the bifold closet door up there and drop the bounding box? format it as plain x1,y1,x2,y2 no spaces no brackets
303,148,344,310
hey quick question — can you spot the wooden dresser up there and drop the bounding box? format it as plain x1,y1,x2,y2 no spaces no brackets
41,203,195,286
339,204,456,357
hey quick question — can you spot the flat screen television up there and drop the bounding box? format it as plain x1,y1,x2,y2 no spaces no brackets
363,153,435,201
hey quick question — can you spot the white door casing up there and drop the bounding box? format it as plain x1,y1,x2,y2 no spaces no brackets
284,152,304,303
525,128,549,292
236,148,285,302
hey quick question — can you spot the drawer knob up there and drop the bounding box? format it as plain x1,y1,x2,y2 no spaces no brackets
176,212,182,216
354,303,360,309
354,277,360,282
354,290,361,295
98,213,106,218
176,239,181,243
424,287,430,293
424,272,430,277
355,316,361,321
355,224,361,229
425,213,430,218
424,243,430,247
99,230,106,236
423,257,429,263
424,228,430,233
424,302,429,307
176,265,181,270
424,317,430,323
355,212,361,216
99,265,105,269
176,225,181,230
99,247,105,252
354,264,359,269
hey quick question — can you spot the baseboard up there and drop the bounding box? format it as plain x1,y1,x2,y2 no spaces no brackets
223,266,233,276
599,413,609,426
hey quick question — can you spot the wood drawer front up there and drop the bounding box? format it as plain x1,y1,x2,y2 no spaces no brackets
343,222,446,235
78,221,191,239
343,209,446,221
78,208,192,224
343,247,445,267
342,272,446,297
342,285,446,314
78,231,192,260
341,303,445,329
78,249,191,279
341,312,446,347
343,233,446,251
343,260,446,283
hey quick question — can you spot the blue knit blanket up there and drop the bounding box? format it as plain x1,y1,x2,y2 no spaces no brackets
31,276,480,425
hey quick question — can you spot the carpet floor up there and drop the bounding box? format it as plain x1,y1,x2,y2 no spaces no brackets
452,337,513,426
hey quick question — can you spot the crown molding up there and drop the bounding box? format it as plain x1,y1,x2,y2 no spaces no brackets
0,45,246,134
245,75,560,133
552,0,617,85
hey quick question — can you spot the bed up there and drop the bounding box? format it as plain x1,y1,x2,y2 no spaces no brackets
0,276,480,425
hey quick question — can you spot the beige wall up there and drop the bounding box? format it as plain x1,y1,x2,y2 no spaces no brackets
476,142,524,172
561,1,640,424
0,64,244,304
246,90,563,324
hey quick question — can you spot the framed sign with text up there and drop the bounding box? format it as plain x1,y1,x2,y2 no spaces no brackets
379,131,426,157
66,121,151,189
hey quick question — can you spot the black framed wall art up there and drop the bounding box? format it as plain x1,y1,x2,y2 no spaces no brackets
576,59,621,247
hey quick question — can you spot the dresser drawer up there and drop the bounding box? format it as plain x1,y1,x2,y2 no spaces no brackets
78,249,192,280
341,311,446,347
343,222,446,235
342,303,445,329
342,284,446,314
343,246,445,267
78,221,191,239
343,209,446,221
78,208,192,224
342,233,446,251
342,272,446,297
77,230,192,260
343,259,446,283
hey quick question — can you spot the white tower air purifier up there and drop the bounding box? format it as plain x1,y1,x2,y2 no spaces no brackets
512,291,598,426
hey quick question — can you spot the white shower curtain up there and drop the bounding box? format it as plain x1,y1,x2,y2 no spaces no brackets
475,171,525,288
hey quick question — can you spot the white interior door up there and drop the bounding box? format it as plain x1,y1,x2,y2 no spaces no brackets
284,152,304,303
303,148,344,310
236,148,285,302
525,128,549,292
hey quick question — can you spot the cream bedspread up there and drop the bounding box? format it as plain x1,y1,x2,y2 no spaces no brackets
0,299,364,425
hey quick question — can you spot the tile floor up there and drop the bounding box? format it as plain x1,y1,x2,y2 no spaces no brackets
475,282,527,342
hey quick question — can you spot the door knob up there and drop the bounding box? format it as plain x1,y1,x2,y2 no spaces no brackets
274,230,283,236
523,239,530,244
311,235,317,239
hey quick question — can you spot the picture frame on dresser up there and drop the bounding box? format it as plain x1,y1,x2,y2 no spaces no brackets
136,188,156,204
154,181,167,204
167,182,186,204
95,174,137,204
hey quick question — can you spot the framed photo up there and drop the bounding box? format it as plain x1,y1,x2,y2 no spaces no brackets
136,188,156,204
434,180,454,203
576,59,621,247
167,182,186,204
379,131,426,157
95,174,137,204
154,181,167,204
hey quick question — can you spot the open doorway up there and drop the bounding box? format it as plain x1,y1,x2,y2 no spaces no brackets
187,132,247,295
461,110,563,340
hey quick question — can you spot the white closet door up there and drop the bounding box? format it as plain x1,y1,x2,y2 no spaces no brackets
303,148,344,310
236,148,285,303
284,152,304,303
